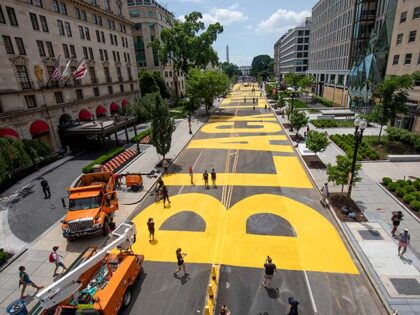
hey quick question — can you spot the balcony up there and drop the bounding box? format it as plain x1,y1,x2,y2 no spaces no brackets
20,81,33,90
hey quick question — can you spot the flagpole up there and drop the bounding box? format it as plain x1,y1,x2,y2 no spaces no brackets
64,58,84,87
46,55,60,88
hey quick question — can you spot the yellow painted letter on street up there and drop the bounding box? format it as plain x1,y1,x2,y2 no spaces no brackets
201,122,281,134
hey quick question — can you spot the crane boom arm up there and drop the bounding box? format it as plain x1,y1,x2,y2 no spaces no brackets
35,222,137,310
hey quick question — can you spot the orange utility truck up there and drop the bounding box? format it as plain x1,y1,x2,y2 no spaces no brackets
61,172,118,240
35,222,143,315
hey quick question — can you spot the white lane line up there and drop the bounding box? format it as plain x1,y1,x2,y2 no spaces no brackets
178,150,204,195
303,270,318,314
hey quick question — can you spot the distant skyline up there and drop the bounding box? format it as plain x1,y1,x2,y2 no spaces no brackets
163,0,318,66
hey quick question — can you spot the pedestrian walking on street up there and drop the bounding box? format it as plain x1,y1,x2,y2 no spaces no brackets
320,183,329,206
398,229,410,256
391,211,403,237
19,266,44,299
173,248,189,277
147,218,155,242
262,256,276,288
211,169,217,188
244,97,247,103
203,170,209,189
264,104,267,111
162,159,169,174
50,246,67,277
189,165,194,184
287,297,300,315
253,105,255,111
219,305,231,315
108,217,116,232
161,184,171,208
40,177,51,199
154,178,164,202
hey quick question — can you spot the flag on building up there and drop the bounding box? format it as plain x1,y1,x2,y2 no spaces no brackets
73,59,88,79
50,57,61,80
60,59,73,81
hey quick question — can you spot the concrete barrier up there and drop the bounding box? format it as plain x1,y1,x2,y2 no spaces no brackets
388,155,420,162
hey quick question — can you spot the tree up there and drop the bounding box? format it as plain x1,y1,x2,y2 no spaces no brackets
298,76,314,102
149,94,176,160
327,155,362,193
132,93,158,122
186,68,230,114
251,55,274,79
152,71,170,99
150,12,223,96
373,74,414,143
139,70,159,97
220,62,241,79
284,73,304,87
290,110,308,137
306,131,329,154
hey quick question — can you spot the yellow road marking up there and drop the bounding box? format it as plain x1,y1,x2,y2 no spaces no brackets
201,122,281,134
209,114,276,122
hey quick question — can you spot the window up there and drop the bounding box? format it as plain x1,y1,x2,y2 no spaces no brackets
400,11,407,23
110,33,114,45
75,7,81,19
85,27,90,40
105,0,110,11
104,50,108,61
25,95,37,108
117,52,120,62
6,7,18,26
130,83,133,91
16,65,31,89
98,16,102,26
408,30,416,43
108,85,113,94
64,22,72,36
93,87,99,96
114,35,118,46
127,67,132,81
89,67,97,82
164,71,168,78
130,10,141,17
76,89,83,100
46,41,54,57
40,15,48,32
59,2,67,15
93,14,97,24
413,6,420,19
112,51,116,61
88,47,94,60
405,53,412,65
55,91,64,103
81,10,87,21
15,37,26,55
96,30,100,42
30,13,39,30
101,31,105,43
37,40,46,57
52,0,59,12
83,47,88,59
117,67,122,80
63,43,69,58
99,49,104,61
134,23,142,30
57,20,65,35
2,35,14,54
0,6,5,24
79,26,84,39
27,0,43,7
396,33,403,45
70,45,76,58
104,67,111,82
119,84,124,92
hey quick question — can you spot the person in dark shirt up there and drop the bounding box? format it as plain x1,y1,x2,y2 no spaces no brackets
19,266,44,299
108,217,116,232
287,297,299,315
203,170,209,189
161,185,170,208
173,248,189,277
40,178,51,199
211,169,217,188
391,211,403,237
147,218,155,242
262,256,276,288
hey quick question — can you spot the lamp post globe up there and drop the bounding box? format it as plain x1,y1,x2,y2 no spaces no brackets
359,119,368,130
354,117,361,127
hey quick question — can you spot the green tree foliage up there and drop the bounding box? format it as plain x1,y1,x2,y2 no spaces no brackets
152,71,170,99
186,68,230,114
306,131,329,154
139,70,169,98
151,12,223,74
132,93,158,122
290,110,308,137
251,55,274,80
220,62,241,79
372,74,415,142
298,76,314,102
327,155,362,193
150,94,176,159
284,73,304,87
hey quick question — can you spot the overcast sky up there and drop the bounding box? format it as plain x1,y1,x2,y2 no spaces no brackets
162,0,318,66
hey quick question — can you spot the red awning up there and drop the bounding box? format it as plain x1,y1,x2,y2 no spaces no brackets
110,102,120,113
121,99,128,108
79,109,92,121
30,120,49,137
96,105,106,117
0,127,19,139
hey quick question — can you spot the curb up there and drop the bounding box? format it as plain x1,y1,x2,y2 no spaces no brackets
272,109,393,314
0,248,28,273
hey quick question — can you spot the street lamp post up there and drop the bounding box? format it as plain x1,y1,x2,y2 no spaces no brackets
347,117,367,197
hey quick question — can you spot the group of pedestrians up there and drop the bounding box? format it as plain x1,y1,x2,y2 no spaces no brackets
202,168,217,189
154,177,170,207
391,211,411,256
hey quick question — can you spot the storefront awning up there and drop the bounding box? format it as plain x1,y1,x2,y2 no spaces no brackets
0,127,19,139
121,99,129,108
79,109,92,121
30,120,49,137
96,105,106,117
110,102,120,113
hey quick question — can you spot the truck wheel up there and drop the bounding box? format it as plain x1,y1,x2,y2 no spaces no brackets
102,221,110,236
122,287,132,308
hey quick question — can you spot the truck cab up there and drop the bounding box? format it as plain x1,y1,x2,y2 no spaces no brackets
62,172,118,240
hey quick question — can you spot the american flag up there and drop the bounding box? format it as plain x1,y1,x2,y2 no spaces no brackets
48,55,61,81
73,59,88,79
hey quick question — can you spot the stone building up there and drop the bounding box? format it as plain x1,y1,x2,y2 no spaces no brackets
127,0,185,97
386,1,420,133
0,0,140,151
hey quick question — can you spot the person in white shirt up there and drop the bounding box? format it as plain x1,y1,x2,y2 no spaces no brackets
51,246,67,277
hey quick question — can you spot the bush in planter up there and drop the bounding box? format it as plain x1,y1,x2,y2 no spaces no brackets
410,200,420,212
0,249,6,265
396,187,406,198
414,179,420,190
405,185,415,194
387,182,397,192
382,177,393,186
403,193,417,204
396,179,407,187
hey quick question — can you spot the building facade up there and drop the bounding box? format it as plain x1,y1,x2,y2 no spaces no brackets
239,66,251,76
127,0,185,97
274,17,311,82
386,1,420,133
0,0,140,151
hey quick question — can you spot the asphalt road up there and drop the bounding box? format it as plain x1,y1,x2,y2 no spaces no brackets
122,85,386,315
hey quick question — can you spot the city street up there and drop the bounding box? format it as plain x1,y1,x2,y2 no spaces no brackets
123,84,387,314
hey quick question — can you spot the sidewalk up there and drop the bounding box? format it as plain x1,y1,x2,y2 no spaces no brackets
0,117,204,311
278,112,420,314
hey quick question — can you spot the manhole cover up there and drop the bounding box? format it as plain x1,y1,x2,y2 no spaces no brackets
390,278,420,295
358,230,383,240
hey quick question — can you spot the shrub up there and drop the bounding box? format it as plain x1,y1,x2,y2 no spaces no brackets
0,249,6,265
396,179,407,187
410,200,420,212
403,193,417,204
414,179,420,190
130,128,150,143
82,147,125,173
386,127,420,152
388,182,397,192
312,94,333,107
396,187,406,197
405,185,415,194
382,177,393,186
